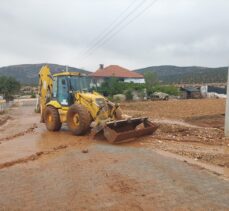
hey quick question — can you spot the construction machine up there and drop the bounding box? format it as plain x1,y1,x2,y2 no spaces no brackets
36,65,157,143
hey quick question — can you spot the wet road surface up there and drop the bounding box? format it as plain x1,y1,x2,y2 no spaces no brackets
0,106,228,210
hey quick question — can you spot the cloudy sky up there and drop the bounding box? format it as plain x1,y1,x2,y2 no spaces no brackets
0,0,229,71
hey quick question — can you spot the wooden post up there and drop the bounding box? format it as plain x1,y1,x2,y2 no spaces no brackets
225,67,229,136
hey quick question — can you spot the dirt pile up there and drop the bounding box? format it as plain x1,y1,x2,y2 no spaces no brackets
122,99,228,168
121,99,225,119
155,122,225,145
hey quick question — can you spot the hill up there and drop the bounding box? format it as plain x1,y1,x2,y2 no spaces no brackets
0,63,89,85
135,65,228,84
0,64,227,85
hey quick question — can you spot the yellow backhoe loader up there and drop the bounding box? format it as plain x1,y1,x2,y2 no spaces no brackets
36,65,158,143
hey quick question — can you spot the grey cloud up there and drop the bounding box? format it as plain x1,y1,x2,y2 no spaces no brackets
0,0,229,70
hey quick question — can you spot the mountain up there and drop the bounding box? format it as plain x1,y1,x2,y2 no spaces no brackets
134,65,228,84
0,64,228,85
0,63,90,85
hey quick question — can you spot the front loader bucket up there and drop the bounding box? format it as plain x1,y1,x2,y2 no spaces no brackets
103,117,158,144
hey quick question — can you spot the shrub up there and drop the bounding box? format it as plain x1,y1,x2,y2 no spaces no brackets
152,85,180,96
125,89,133,100
31,92,36,98
0,76,20,101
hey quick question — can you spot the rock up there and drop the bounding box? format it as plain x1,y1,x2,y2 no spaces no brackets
197,155,202,159
82,149,89,153
36,151,44,156
113,94,126,102
53,145,67,150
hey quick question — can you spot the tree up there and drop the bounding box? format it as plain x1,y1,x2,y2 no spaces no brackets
97,77,124,96
0,76,21,100
144,72,158,94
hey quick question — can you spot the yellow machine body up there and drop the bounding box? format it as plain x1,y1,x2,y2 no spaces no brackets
37,65,158,143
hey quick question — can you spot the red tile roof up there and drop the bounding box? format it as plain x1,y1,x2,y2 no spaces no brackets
90,65,144,78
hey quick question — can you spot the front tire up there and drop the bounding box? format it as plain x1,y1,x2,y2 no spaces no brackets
67,104,91,135
44,106,62,131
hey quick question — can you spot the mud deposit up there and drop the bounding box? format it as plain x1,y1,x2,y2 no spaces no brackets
0,114,11,126
0,100,228,210
122,99,229,169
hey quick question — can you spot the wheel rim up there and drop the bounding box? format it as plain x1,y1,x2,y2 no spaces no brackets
73,114,80,126
47,114,53,123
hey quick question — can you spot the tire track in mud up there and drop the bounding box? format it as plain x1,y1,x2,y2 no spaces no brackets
0,145,68,170
0,115,12,127
0,123,38,143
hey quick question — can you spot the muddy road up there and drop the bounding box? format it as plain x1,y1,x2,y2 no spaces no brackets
0,102,229,210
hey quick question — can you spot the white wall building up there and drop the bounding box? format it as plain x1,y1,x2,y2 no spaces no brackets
90,64,145,86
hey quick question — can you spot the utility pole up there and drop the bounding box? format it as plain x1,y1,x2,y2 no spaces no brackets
225,67,229,137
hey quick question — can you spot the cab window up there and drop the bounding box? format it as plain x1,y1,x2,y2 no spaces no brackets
57,77,69,105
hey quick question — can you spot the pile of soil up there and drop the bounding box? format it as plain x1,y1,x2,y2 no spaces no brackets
121,99,225,119
122,99,228,168
155,122,225,145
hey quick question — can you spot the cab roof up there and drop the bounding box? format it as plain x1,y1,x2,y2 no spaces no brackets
53,72,87,77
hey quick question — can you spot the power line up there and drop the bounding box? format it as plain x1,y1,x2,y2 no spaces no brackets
78,0,147,61
80,0,159,64
77,0,141,57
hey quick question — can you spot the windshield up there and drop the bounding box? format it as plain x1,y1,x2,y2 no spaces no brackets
69,76,91,92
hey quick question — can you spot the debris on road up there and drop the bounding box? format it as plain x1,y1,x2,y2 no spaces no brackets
53,145,67,151
82,149,89,153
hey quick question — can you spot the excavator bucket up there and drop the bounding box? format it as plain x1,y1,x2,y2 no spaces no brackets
103,117,158,144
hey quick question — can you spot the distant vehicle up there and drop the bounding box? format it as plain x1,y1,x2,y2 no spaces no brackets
150,92,169,101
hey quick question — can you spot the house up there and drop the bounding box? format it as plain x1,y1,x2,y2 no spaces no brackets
180,87,201,99
90,64,145,86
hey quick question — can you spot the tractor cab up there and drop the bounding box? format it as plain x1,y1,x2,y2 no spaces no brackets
52,72,91,106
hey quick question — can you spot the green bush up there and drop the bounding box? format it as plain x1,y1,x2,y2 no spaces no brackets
97,78,145,97
125,89,133,100
152,85,180,96
31,92,36,98
96,77,179,99
0,76,20,101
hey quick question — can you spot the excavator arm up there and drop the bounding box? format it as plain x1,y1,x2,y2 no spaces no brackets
36,65,53,122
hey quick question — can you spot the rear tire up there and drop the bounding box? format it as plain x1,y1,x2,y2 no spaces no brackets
44,106,62,131
67,104,91,135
